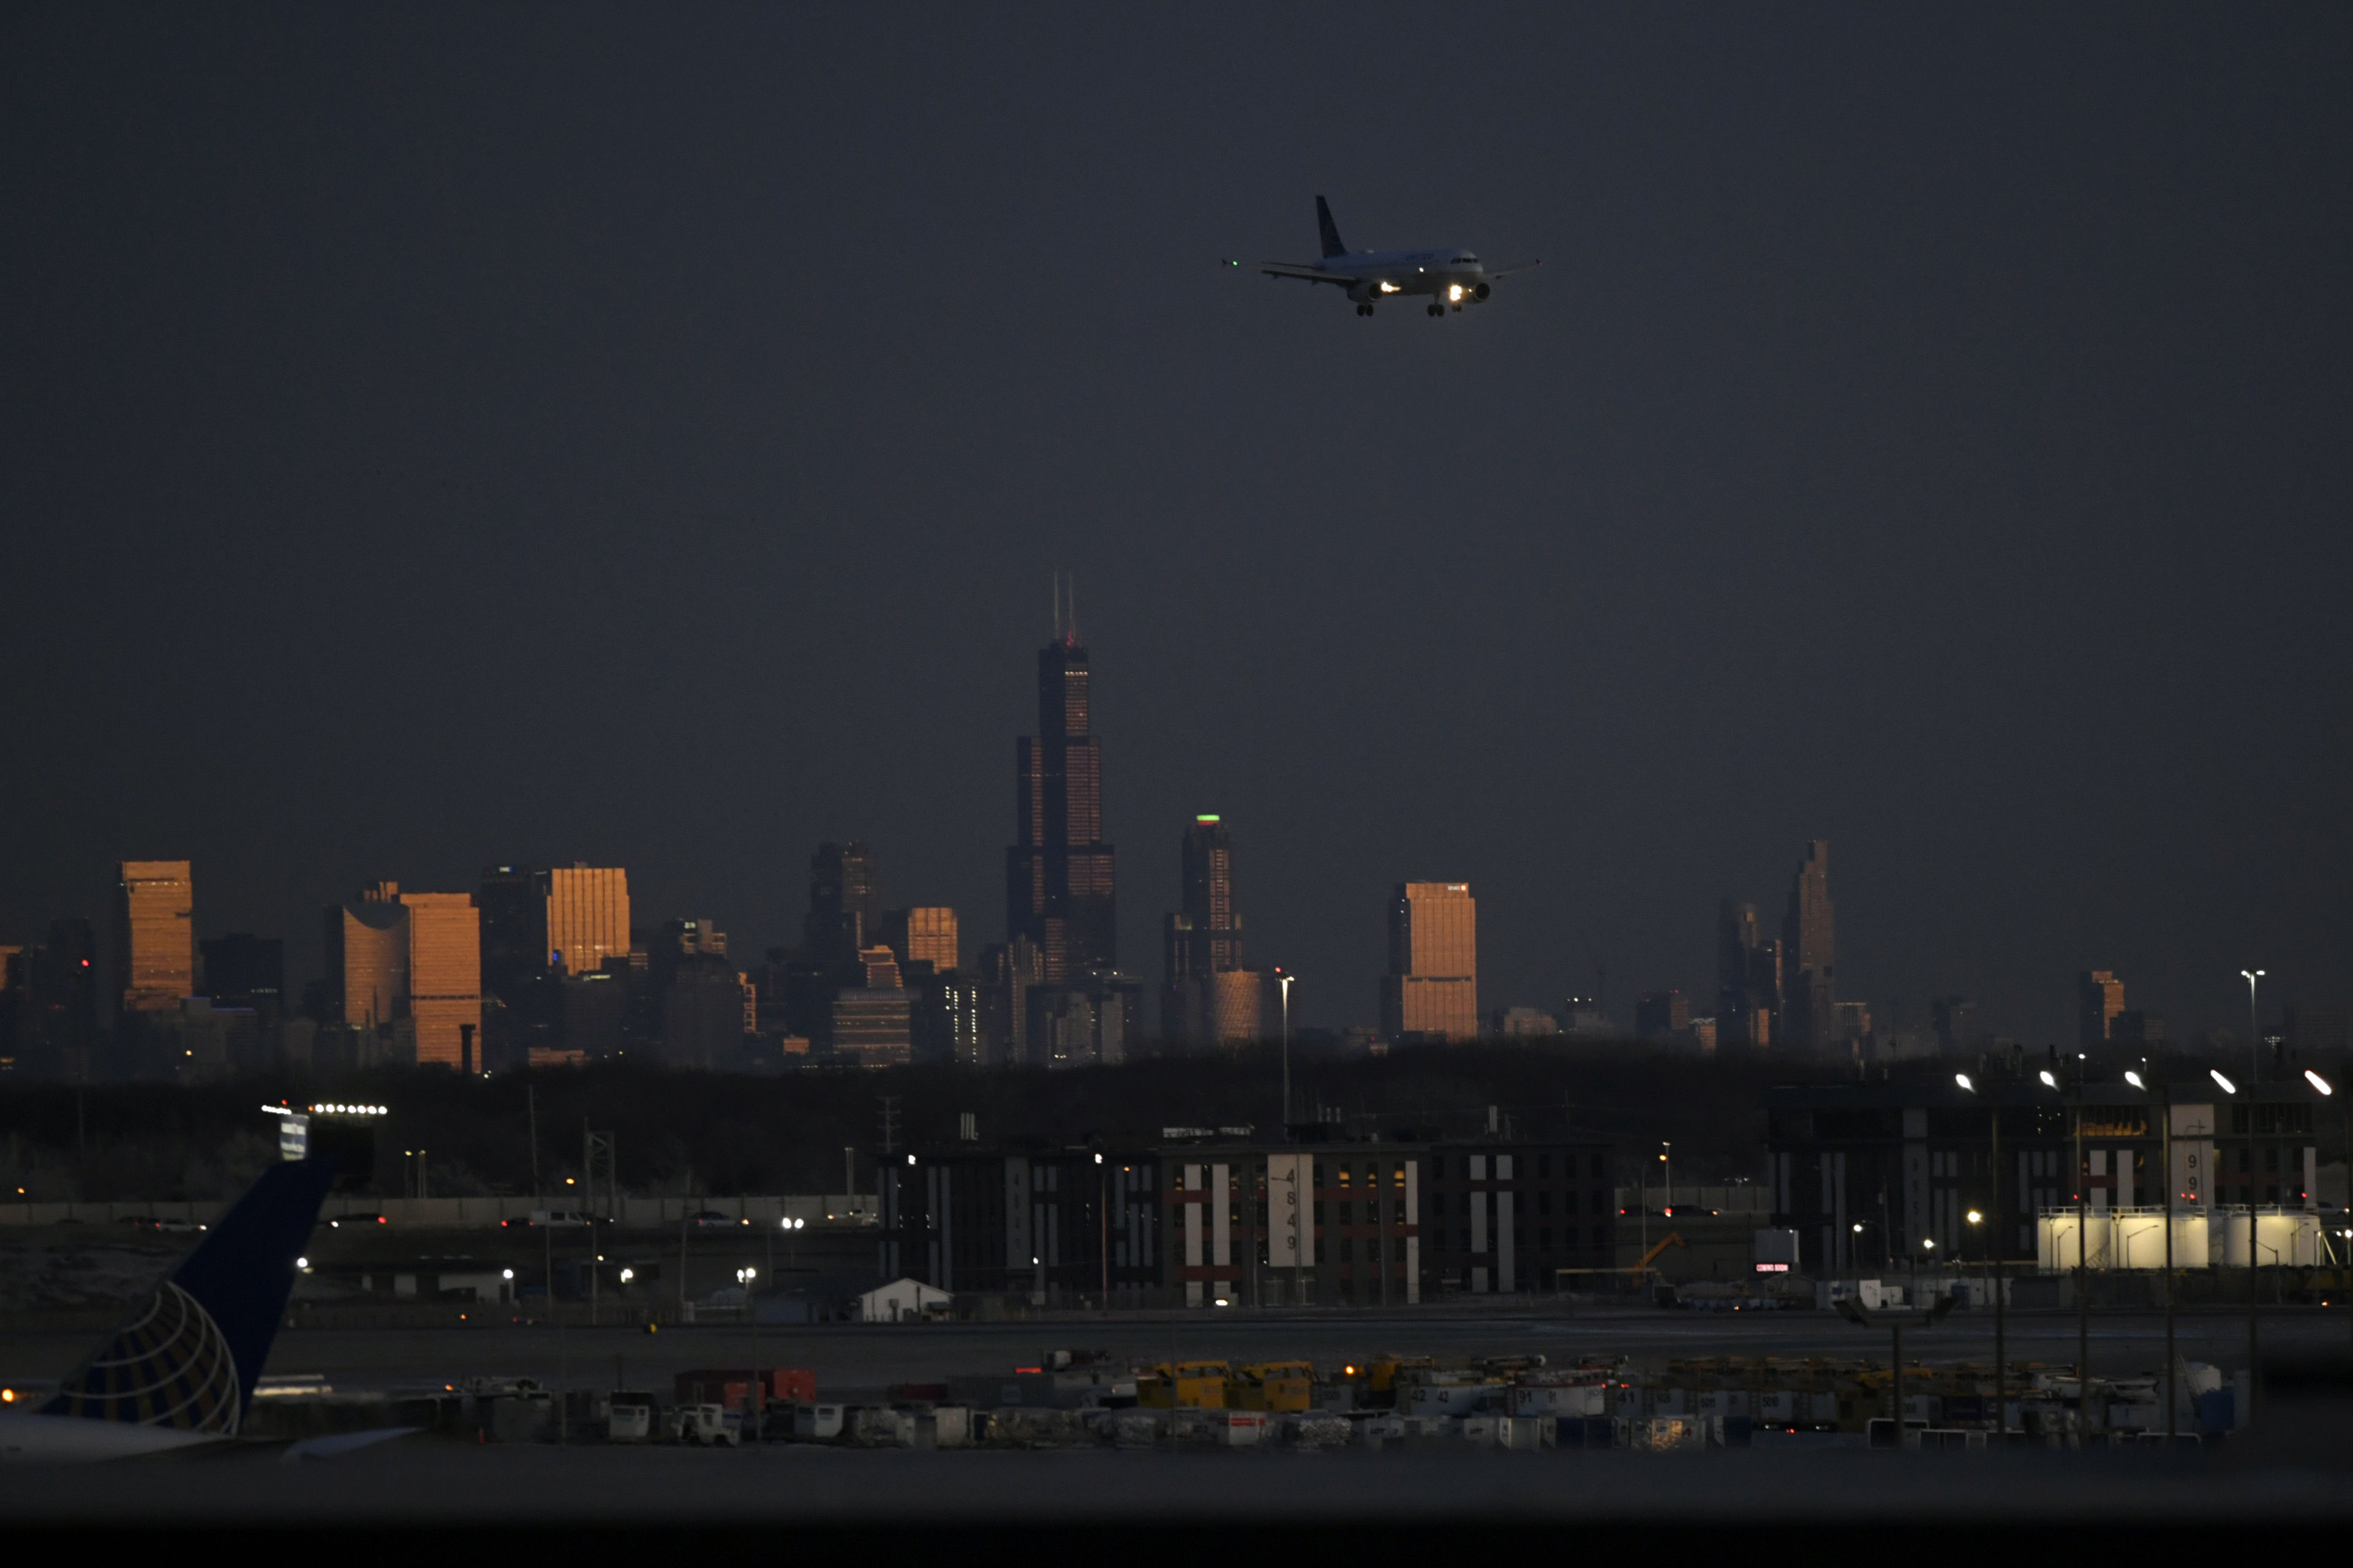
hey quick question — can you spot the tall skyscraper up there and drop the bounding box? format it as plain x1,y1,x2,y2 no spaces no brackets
401,892,481,1070
806,842,881,965
115,860,193,1016
1715,899,1780,1047
2078,970,2126,1047
879,907,958,975
325,884,407,1029
1779,840,1835,1050
1161,815,1261,1042
1006,596,1116,985
548,865,629,975
480,864,631,997
323,882,480,1068
1379,882,1477,1043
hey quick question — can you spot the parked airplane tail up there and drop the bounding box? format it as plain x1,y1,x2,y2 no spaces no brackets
40,1158,333,1435
1316,195,1347,260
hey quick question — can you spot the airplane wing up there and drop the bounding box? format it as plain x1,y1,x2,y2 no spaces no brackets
1256,261,1358,287
1488,258,1543,278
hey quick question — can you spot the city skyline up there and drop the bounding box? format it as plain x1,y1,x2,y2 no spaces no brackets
3,686,2342,1052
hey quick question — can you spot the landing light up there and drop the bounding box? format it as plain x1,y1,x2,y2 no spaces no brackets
1378,282,1399,294
1448,284,1463,301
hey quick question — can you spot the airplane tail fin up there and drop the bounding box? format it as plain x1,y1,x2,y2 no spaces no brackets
42,1157,333,1435
1316,195,1347,260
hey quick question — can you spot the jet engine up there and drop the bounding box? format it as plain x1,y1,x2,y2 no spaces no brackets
1472,282,1491,301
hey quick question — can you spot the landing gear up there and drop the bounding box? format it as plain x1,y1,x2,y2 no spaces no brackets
1357,303,1374,317
1427,302,1444,317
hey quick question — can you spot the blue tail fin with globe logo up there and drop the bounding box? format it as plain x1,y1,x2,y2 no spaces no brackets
41,1158,333,1435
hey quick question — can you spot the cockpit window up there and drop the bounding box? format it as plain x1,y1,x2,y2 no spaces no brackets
1454,256,1477,264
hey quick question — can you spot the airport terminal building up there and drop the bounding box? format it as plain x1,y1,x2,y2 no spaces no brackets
880,1134,1616,1309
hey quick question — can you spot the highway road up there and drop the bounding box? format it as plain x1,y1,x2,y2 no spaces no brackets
7,1304,2349,1396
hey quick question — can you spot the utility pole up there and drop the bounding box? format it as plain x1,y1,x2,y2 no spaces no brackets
528,1084,541,1201
2163,1093,2176,1442
1992,1087,2005,1440
2074,1067,2089,1442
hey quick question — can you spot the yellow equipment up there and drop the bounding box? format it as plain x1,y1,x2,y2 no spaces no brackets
1362,1356,1434,1405
1135,1360,1231,1409
1230,1362,1315,1412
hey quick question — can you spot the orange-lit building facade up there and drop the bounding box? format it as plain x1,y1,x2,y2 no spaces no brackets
1379,882,1477,1042
322,881,480,1067
546,865,629,976
882,907,958,974
401,892,481,1068
115,860,194,1015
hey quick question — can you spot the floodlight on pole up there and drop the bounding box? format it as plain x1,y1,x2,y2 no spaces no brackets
2306,1070,2333,1097
2212,1068,2238,1095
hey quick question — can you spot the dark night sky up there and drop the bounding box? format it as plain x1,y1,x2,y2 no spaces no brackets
4,4,2348,1042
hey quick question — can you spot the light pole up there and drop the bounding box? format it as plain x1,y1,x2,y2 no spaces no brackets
740,1265,761,1445
1956,1071,2007,1439
1277,971,1293,1133
2310,1069,2353,1356
2126,1067,2177,1441
2242,970,2265,1085
2212,1065,2256,1427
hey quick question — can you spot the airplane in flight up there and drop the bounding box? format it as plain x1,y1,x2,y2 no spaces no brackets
0,1157,337,1461
1230,196,1540,317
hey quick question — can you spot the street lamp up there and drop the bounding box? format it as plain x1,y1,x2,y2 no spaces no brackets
2243,970,2266,1083
2210,1066,2263,1425
2030,1060,2091,1425
1956,1070,2009,1438
2119,1068,2179,1440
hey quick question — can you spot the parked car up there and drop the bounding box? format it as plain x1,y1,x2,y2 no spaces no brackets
124,1216,203,1233
328,1214,387,1229
687,1211,741,1229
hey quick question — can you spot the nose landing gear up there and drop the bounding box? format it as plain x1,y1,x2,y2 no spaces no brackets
1427,302,1444,318
1356,303,1374,317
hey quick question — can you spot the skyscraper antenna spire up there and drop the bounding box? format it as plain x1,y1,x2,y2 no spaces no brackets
1066,574,1078,645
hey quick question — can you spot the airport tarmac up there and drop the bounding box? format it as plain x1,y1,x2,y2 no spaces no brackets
0,1430,2347,1531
